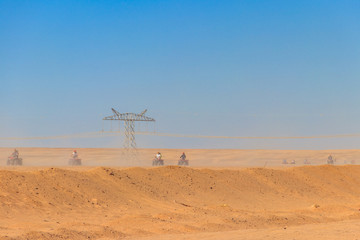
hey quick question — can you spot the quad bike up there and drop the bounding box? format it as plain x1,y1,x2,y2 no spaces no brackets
7,156,23,166
152,158,164,166
178,159,189,166
68,157,82,166
327,159,334,165
303,159,311,165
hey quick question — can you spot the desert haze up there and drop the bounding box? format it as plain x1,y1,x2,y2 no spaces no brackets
1,148,360,240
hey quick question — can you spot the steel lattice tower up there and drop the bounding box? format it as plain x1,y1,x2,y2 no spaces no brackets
103,108,155,152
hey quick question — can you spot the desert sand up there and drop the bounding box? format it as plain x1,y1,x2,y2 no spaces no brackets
1,148,360,239
1,147,360,167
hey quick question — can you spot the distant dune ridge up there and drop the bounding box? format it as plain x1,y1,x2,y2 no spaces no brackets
1,149,360,239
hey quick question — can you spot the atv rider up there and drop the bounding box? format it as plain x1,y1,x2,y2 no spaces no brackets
7,149,21,165
303,159,310,164
328,154,334,164
72,150,78,159
156,152,162,161
180,152,186,161
11,149,19,159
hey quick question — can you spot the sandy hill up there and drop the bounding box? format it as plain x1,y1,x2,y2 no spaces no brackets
1,165,360,239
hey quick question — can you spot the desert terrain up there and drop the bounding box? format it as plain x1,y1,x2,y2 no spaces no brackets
0,148,360,239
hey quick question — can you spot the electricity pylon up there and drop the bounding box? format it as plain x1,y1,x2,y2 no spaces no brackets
103,108,155,157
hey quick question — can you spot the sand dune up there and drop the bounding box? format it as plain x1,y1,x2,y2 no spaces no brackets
1,154,360,239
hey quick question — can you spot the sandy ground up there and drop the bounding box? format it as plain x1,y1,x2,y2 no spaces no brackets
1,147,360,167
0,148,360,239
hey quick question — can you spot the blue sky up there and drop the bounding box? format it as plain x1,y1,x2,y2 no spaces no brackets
1,0,360,149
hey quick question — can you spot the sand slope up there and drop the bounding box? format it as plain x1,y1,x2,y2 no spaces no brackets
1,165,360,239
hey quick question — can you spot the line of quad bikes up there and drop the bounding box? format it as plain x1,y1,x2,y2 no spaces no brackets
7,155,82,166
6,154,189,166
281,156,356,165
8,153,350,167
152,157,189,166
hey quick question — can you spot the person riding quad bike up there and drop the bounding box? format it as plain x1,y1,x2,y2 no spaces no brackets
7,149,23,166
152,152,164,166
327,154,334,165
178,152,189,166
68,150,82,166
303,159,311,165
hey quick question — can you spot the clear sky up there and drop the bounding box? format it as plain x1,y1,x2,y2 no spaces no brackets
1,0,359,149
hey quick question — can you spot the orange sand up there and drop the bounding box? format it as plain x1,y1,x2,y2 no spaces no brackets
0,148,360,239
